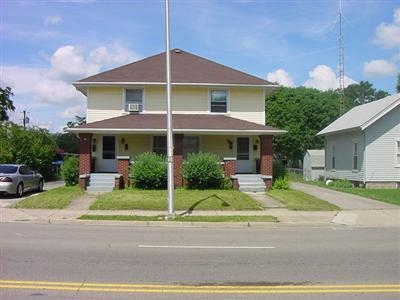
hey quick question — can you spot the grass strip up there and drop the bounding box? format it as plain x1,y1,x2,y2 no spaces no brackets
13,186,84,209
78,214,278,222
268,189,340,211
334,188,400,206
89,189,262,211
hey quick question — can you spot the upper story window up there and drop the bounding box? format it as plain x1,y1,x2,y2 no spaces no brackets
396,141,400,166
353,142,358,170
210,89,228,113
125,89,143,112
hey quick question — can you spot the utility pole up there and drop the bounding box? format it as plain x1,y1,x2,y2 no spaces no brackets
165,0,175,217
22,110,29,129
338,0,345,116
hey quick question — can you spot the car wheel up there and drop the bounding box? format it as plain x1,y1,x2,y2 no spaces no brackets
16,183,24,197
37,180,44,192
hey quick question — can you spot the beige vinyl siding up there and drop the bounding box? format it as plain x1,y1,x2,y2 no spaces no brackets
87,87,123,122
201,136,235,160
85,85,266,124
229,88,265,124
325,130,365,182
365,106,400,182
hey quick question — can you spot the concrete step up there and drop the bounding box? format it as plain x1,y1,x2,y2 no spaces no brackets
87,173,118,192
239,186,265,192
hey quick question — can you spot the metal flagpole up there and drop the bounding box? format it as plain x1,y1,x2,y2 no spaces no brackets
165,0,175,217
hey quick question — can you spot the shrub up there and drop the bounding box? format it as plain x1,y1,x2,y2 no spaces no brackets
273,176,289,190
332,179,353,188
183,152,223,189
61,156,79,186
220,177,233,190
130,152,167,189
273,160,287,182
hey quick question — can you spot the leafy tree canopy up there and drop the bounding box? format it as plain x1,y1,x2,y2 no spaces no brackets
343,80,389,112
54,132,79,154
266,87,339,167
0,86,16,121
0,122,57,179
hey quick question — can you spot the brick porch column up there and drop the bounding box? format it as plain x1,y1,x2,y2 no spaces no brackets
117,156,130,189
78,133,92,189
173,134,183,187
223,157,237,178
260,135,273,189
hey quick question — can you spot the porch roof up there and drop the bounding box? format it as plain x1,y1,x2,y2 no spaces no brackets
68,114,285,135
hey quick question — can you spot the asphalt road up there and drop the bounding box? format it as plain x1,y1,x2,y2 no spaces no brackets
1,223,399,299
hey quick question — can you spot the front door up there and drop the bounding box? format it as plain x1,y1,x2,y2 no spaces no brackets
236,137,252,173
99,136,117,172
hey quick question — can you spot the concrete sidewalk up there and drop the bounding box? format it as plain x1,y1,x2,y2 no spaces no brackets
1,206,399,228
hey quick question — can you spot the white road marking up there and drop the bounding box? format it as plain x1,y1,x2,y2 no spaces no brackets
138,245,275,249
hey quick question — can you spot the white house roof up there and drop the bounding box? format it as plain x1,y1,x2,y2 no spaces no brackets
318,93,400,136
305,149,325,167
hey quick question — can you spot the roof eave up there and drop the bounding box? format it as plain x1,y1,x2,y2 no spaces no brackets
73,81,277,88
67,127,286,136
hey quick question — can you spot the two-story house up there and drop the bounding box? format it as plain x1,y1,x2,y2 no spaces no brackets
69,49,285,190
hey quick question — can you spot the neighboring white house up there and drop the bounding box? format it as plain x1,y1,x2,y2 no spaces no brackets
318,93,400,188
303,149,325,181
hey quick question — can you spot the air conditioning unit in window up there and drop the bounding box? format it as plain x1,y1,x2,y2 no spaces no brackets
128,103,140,112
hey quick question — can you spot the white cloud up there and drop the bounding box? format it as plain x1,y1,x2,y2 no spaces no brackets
266,69,294,87
373,8,400,48
44,15,63,25
58,104,86,119
363,59,398,77
303,65,356,91
3,44,139,131
48,45,99,81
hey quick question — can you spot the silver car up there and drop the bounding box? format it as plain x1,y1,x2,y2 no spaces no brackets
0,164,44,197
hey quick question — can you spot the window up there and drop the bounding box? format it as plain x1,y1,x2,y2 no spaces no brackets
153,136,167,156
332,145,336,169
125,89,143,112
210,89,227,113
183,136,199,158
353,142,358,170
397,141,400,166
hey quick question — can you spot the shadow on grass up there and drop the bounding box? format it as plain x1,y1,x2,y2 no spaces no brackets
179,194,230,216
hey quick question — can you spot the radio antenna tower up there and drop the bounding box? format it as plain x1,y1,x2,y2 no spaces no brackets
338,0,345,115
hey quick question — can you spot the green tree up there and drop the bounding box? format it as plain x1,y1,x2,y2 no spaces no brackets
0,86,16,121
0,122,56,179
65,115,86,130
265,87,339,167
396,74,400,93
343,81,389,111
54,132,79,154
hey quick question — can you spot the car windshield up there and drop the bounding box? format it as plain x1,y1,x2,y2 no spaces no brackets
0,165,18,174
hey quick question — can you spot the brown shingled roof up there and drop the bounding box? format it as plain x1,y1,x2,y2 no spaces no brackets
75,49,275,87
69,114,285,135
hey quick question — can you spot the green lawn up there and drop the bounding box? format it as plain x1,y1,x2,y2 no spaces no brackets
89,189,262,211
268,189,340,211
335,188,400,206
79,214,278,222
13,186,84,209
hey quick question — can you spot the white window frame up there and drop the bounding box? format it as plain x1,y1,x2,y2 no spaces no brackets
396,140,400,167
331,144,336,171
209,88,229,113
352,141,358,171
123,88,144,112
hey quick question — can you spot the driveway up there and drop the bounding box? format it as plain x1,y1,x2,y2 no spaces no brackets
290,182,400,210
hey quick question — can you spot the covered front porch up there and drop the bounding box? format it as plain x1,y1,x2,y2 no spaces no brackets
70,114,285,190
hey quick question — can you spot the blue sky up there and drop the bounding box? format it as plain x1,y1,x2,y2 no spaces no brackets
2,0,399,132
